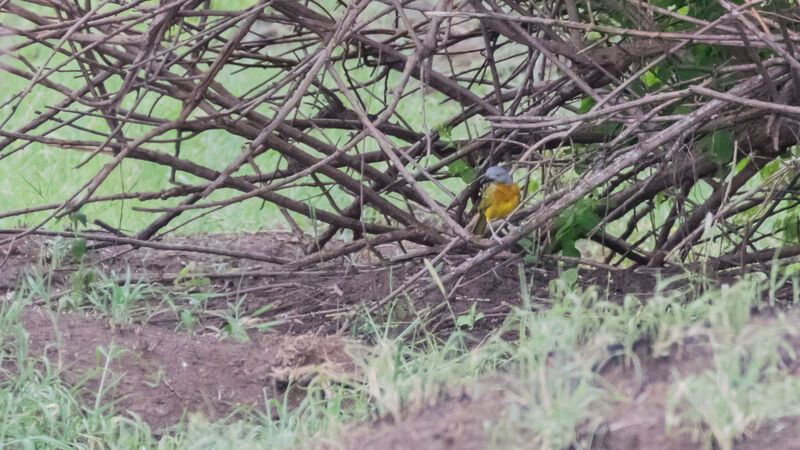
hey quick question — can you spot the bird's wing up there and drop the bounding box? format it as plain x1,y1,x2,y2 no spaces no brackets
473,183,496,235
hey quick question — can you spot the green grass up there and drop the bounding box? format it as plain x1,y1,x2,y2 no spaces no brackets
5,5,800,448
0,287,159,448
0,2,481,235
665,281,800,450
4,248,800,448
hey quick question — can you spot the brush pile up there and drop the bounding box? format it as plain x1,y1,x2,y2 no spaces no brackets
2,0,800,277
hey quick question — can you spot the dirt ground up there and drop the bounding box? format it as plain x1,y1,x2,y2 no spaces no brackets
1,233,798,448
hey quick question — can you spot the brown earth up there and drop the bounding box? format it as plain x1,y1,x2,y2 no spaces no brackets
2,233,799,448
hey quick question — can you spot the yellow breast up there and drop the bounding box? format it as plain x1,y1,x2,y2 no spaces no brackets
480,182,521,221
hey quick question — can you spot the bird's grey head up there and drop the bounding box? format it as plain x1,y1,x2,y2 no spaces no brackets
485,166,513,185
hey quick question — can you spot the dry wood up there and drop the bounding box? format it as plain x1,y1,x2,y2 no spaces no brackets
1,0,799,294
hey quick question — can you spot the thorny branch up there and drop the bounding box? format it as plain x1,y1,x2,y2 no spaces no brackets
1,0,800,284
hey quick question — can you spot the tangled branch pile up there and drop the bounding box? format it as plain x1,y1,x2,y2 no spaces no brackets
2,0,800,276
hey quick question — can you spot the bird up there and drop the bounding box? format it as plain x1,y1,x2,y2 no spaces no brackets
473,166,521,243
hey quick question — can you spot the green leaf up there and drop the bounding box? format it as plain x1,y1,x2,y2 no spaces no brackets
71,238,87,261
563,267,579,286
554,223,577,245
783,216,800,243
701,130,734,165
760,160,780,180
654,63,674,84
735,157,749,173
688,2,725,22
551,197,599,255
739,205,759,220
579,97,596,114
68,211,87,228
455,302,483,330
455,313,472,329
575,208,601,234
69,269,93,295
436,124,454,140
447,159,476,183
250,302,276,317
561,239,581,258
586,31,602,41
180,310,196,330
641,71,660,87
174,265,191,286
184,277,211,288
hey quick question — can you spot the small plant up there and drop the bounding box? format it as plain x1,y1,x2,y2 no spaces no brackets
180,309,199,334
211,296,282,342
165,291,218,334
455,302,484,330
173,263,211,289
68,267,96,304
83,270,147,324
66,210,88,263
548,266,579,298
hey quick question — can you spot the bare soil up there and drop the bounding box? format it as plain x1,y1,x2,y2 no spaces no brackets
1,233,798,448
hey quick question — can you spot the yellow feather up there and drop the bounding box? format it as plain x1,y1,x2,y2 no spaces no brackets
473,182,521,236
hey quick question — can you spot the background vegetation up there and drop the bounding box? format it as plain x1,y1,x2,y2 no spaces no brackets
3,0,800,448
2,0,799,273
